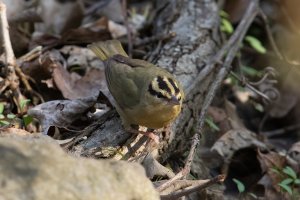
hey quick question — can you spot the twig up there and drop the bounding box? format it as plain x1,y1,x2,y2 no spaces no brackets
17,46,42,63
0,2,15,66
157,170,185,192
0,2,27,112
158,0,259,194
183,134,199,178
262,123,300,137
196,0,259,136
122,0,132,58
160,175,225,200
258,9,283,60
230,71,271,102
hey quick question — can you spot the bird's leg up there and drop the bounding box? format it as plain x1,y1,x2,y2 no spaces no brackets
126,125,159,143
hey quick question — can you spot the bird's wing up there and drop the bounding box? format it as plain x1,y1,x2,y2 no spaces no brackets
105,56,151,109
111,54,156,68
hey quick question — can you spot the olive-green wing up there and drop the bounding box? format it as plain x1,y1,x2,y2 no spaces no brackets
105,57,150,109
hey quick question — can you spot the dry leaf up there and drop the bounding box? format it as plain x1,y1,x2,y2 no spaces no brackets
28,95,97,135
211,129,266,162
108,20,127,39
42,50,107,100
257,151,288,197
53,64,106,100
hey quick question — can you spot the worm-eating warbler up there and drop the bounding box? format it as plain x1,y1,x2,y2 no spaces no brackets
88,40,184,142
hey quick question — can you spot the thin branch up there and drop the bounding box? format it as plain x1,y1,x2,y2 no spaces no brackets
157,170,185,192
259,9,283,60
183,133,199,178
160,175,225,200
262,123,300,137
230,71,271,102
0,1,27,113
158,0,259,194
0,2,15,66
122,0,132,58
17,46,42,64
195,0,259,159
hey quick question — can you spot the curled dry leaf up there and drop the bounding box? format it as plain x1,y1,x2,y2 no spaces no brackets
28,95,97,135
257,151,287,196
211,129,267,162
42,49,107,100
53,66,106,100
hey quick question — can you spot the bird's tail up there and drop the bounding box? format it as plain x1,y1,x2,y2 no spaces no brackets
88,40,128,61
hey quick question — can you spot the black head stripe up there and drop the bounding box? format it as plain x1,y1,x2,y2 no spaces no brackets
148,83,167,99
157,76,171,94
168,78,180,94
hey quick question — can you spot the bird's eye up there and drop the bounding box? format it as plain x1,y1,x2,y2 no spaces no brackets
148,82,167,99
148,76,181,101
167,78,180,94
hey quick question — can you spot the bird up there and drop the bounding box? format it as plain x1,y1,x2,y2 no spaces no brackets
88,40,184,143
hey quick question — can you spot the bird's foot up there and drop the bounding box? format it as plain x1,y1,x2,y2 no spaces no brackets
127,125,159,144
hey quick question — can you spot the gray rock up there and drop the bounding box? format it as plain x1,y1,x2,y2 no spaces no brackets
0,134,159,200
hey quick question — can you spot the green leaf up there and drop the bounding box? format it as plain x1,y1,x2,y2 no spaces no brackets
221,18,234,34
20,99,31,110
0,114,4,119
220,10,229,18
233,178,245,193
0,120,10,126
241,66,262,77
0,103,4,114
271,168,281,175
294,179,300,185
283,166,297,179
278,182,293,195
7,114,16,119
245,36,267,54
280,178,294,185
23,115,33,126
254,102,264,112
205,117,220,131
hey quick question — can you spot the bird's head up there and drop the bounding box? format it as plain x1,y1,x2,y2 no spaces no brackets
147,75,182,106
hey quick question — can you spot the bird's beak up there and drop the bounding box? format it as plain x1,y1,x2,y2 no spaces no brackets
168,95,180,105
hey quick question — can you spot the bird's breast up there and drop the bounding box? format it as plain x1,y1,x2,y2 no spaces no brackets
123,103,181,129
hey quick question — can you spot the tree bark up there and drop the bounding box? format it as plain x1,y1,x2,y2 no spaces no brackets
71,0,220,166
